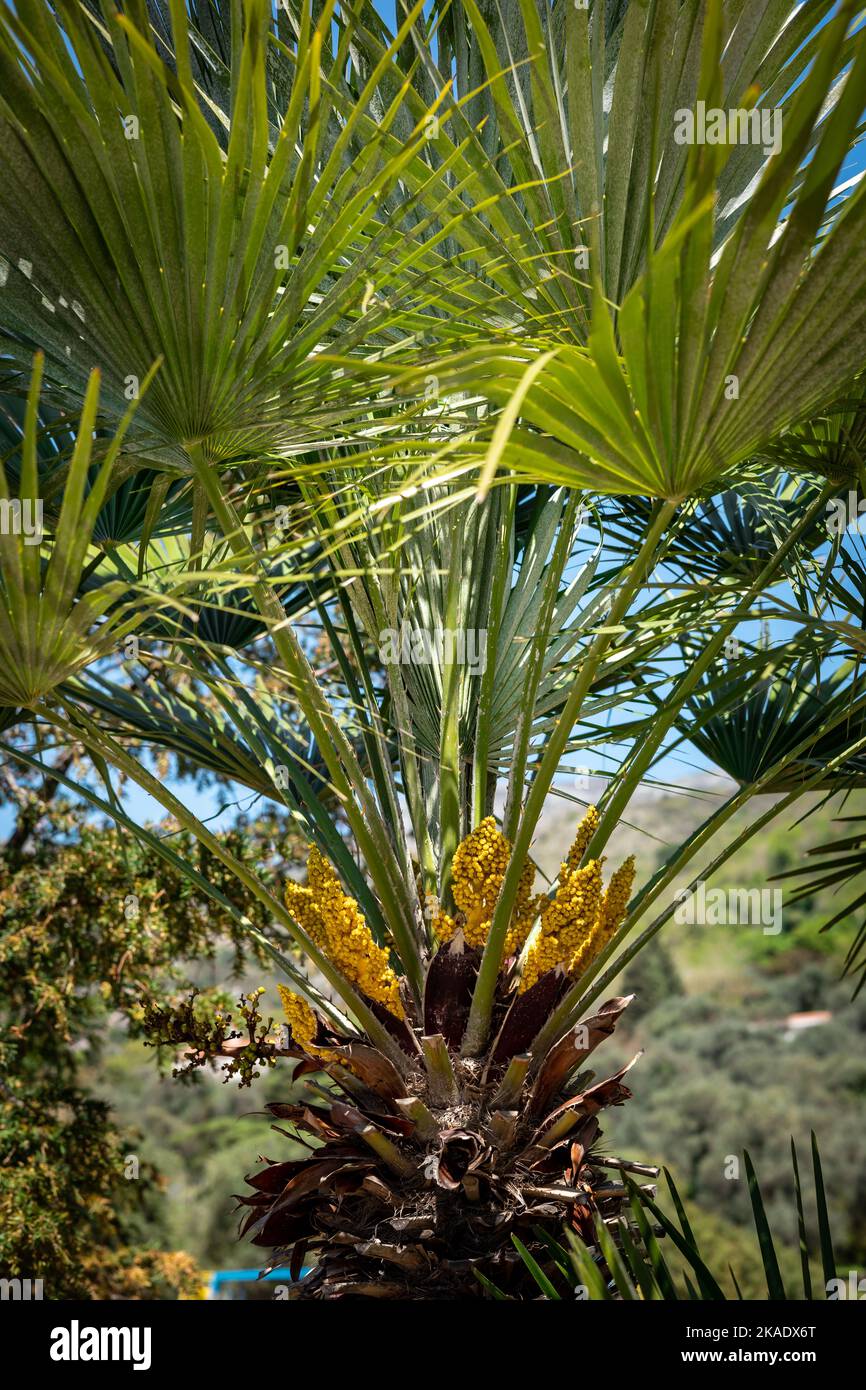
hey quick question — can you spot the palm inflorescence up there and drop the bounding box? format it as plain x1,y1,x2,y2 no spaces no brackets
238,809,646,1298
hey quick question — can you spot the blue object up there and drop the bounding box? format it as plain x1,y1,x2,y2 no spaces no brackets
207,1267,312,1298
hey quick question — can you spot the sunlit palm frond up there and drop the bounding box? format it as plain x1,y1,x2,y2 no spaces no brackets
414,0,866,500
0,0,492,472
0,357,169,706
375,0,863,332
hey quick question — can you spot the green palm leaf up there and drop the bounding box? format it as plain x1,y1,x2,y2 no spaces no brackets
415,0,866,499
678,656,866,791
493,1139,839,1300
0,356,167,706
0,0,481,468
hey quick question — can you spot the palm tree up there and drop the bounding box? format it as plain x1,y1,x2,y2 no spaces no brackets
1,0,866,1297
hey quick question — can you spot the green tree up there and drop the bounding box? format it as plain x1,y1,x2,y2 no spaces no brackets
621,940,684,1022
0,790,294,1297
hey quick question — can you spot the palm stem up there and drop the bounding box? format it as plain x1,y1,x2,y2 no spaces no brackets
462,499,677,1054
503,491,578,838
439,509,464,908
472,486,514,824
187,446,423,996
348,553,438,896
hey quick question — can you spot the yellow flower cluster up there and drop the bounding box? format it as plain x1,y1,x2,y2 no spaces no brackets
431,810,635,993
278,985,333,1060
503,854,545,958
432,906,458,943
570,855,636,977
565,804,600,875
600,855,637,937
518,806,637,993
451,817,510,946
285,848,404,1020
433,818,544,952
520,859,603,993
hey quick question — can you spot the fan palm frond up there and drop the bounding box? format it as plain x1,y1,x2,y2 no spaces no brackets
0,0,483,469
678,656,866,791
414,0,866,500
0,357,169,706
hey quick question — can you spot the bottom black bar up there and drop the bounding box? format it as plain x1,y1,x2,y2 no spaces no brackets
1,1295,860,1376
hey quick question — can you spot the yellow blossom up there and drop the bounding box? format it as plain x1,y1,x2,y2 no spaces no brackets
599,854,636,937
434,818,541,953
565,804,600,876
278,985,333,1059
284,848,404,1020
284,879,324,942
569,855,636,979
520,859,603,993
503,855,544,957
451,817,510,946
433,908,458,944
